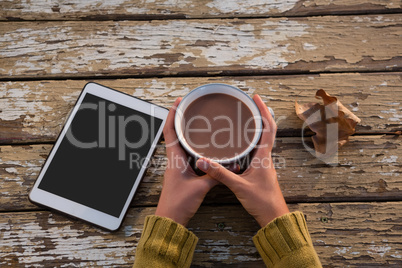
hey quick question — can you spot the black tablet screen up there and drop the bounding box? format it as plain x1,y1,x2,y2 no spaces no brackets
38,93,163,217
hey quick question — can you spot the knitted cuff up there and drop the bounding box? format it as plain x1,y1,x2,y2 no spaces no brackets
135,215,198,268
253,211,321,267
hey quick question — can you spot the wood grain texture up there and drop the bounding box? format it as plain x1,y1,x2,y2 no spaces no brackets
1,0,401,20
1,73,401,144
1,1,401,267
1,15,401,79
1,134,400,212
0,202,400,267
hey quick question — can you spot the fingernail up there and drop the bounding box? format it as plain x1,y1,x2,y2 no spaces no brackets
196,158,210,172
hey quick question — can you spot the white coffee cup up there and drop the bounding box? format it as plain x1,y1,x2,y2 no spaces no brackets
174,83,263,165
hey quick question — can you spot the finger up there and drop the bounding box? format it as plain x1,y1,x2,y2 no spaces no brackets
253,94,277,134
163,98,181,145
163,98,192,173
163,98,185,156
252,95,277,157
196,158,242,189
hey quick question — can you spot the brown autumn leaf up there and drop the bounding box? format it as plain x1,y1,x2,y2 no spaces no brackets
295,89,361,159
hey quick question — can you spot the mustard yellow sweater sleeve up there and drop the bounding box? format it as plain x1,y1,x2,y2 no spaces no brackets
133,215,198,268
253,211,322,268
134,212,321,268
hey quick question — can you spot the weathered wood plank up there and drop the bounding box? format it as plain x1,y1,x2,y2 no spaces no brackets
1,0,401,21
1,74,401,144
1,134,400,211
1,15,401,79
0,202,400,267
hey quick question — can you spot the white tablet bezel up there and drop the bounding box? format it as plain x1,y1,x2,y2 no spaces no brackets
29,82,168,231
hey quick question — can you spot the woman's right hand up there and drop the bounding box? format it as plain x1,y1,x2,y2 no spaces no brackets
196,94,289,227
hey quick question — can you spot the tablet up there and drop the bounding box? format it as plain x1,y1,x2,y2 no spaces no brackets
29,82,168,231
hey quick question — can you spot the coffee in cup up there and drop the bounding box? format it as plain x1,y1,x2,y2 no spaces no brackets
175,83,263,167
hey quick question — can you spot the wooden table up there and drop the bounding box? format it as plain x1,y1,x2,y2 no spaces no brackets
1,1,401,267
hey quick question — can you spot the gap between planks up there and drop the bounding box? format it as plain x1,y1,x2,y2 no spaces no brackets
1,0,402,21
1,69,402,83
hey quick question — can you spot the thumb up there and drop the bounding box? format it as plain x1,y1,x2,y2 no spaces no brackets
196,158,241,189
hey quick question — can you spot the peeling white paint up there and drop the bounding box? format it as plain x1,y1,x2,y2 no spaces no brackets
2,19,311,74
61,91,81,103
353,16,364,23
0,216,137,266
379,155,398,163
5,167,18,174
234,254,259,262
0,86,53,121
381,109,396,114
235,81,256,95
389,117,401,122
190,20,309,69
206,0,299,14
334,246,351,255
146,79,176,97
168,86,191,97
205,239,231,261
368,245,391,258
303,43,317,51
380,109,401,121
380,171,400,176
3,14,400,78
2,0,151,14
239,24,255,32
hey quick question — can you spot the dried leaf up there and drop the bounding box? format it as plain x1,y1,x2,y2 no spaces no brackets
295,89,361,158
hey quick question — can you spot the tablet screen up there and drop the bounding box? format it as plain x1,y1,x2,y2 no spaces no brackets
38,93,163,218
